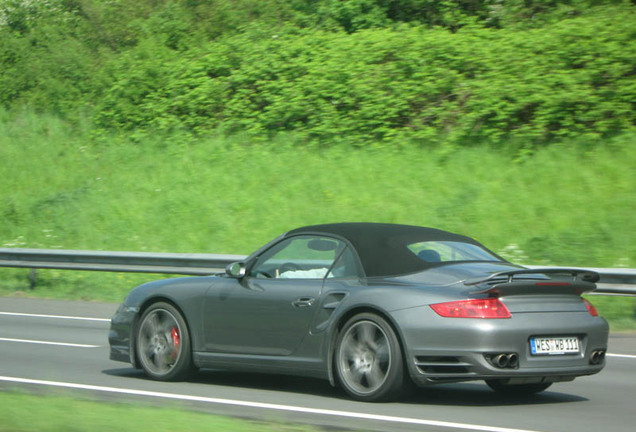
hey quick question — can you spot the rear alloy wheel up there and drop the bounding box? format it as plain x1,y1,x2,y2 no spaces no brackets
136,302,193,381
335,313,405,402
486,379,552,395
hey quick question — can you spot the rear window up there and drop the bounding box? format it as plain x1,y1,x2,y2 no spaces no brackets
408,241,501,263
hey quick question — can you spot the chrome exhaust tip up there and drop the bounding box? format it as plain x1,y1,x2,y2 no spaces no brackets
494,354,509,368
590,350,606,365
507,353,519,368
488,352,519,369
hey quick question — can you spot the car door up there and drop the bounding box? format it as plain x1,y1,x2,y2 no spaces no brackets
202,235,345,356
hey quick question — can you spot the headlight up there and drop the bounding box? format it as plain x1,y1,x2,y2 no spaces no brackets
117,304,140,314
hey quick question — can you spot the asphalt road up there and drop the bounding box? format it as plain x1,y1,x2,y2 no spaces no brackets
0,297,634,432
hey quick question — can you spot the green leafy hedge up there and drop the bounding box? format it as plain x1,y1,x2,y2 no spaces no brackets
94,6,636,146
1,1,634,147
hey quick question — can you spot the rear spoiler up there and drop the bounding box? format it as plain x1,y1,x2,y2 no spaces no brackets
464,268,600,296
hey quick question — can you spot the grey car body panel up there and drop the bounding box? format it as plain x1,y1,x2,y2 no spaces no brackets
202,276,324,355
393,305,607,384
109,223,609,389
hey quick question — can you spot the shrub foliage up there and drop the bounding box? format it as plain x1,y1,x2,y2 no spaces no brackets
0,0,634,146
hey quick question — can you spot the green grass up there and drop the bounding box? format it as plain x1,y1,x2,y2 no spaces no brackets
0,390,326,432
583,295,636,331
1,110,635,329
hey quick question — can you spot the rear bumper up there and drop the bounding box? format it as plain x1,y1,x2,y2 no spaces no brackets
394,306,609,386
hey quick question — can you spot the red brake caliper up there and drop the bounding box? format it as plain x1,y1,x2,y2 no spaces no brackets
170,326,180,360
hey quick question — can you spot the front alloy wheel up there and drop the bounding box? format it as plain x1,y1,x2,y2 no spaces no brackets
335,313,405,402
136,302,193,381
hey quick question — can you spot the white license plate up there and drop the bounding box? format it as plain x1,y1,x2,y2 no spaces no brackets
530,337,580,355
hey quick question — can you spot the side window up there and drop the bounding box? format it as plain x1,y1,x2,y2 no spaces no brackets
250,236,344,279
326,247,361,279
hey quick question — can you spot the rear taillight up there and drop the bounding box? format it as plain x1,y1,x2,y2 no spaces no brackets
430,298,511,319
583,298,599,317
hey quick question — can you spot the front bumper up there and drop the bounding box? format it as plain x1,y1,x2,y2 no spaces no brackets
108,305,139,365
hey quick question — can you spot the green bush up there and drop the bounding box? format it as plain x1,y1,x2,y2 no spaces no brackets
92,6,635,146
1,1,634,146
0,0,94,115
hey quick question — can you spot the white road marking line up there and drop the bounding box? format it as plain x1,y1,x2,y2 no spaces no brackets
0,311,110,322
0,376,542,432
0,338,100,348
607,353,636,359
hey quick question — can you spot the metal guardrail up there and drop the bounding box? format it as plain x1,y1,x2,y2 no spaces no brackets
0,248,634,295
0,248,245,276
527,266,636,296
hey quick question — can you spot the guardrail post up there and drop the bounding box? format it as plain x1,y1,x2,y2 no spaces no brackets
28,269,37,290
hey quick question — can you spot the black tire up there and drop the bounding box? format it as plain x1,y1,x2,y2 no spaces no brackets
136,302,194,381
335,313,405,402
486,379,552,395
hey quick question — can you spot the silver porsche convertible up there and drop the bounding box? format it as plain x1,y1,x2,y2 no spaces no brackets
109,223,608,401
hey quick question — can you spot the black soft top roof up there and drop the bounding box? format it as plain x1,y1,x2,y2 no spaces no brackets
286,223,492,277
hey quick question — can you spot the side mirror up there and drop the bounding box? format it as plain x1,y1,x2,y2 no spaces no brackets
226,262,246,278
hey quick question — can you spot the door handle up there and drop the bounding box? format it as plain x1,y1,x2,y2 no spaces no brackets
292,297,315,308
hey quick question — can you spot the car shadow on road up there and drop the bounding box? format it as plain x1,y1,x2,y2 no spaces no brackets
103,367,342,398
103,367,587,406
403,382,588,406
197,369,342,397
